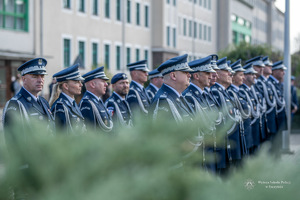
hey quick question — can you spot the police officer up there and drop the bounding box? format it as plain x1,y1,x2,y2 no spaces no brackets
239,63,260,154
150,54,203,159
227,59,250,157
246,56,273,142
291,76,298,118
79,67,113,133
182,56,218,173
211,57,242,173
3,58,54,142
183,56,217,133
126,60,150,118
105,73,133,128
270,61,287,131
50,64,86,134
146,68,163,102
150,54,194,122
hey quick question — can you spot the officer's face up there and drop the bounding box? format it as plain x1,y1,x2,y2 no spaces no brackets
174,71,190,92
135,70,148,83
263,66,272,76
94,78,108,96
210,72,218,86
272,69,285,82
22,74,45,96
244,73,256,86
217,70,231,87
152,77,163,88
253,65,263,77
63,80,83,96
197,71,211,87
232,71,245,86
113,79,129,97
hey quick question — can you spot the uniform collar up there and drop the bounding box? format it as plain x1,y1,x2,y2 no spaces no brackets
131,80,144,90
215,82,225,90
190,82,204,94
86,90,101,101
242,83,251,90
261,75,267,81
163,83,181,98
231,84,239,91
22,87,38,102
150,83,159,91
269,75,279,83
61,92,75,105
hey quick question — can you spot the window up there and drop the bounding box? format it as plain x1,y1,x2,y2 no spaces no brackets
208,26,211,41
92,0,98,15
136,3,140,25
173,0,176,6
189,20,192,37
203,25,207,40
63,0,71,9
208,0,211,10
0,0,28,31
105,0,110,18
194,22,197,38
199,23,202,39
79,0,85,12
105,44,110,69
167,26,170,46
64,39,71,67
183,18,187,36
199,0,202,6
136,48,140,61
116,0,121,21
145,5,149,27
144,49,148,61
116,46,121,70
92,43,98,67
127,0,131,23
173,28,176,47
204,0,207,8
126,47,131,64
167,0,170,4
79,41,85,68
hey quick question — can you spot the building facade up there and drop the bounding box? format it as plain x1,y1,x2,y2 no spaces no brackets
0,0,284,106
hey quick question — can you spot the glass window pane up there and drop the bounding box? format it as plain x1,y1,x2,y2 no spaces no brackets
6,0,14,12
105,44,110,69
136,49,140,61
5,16,14,29
16,17,25,30
93,0,98,15
0,15,3,27
127,47,131,64
116,46,121,70
16,2,25,14
0,0,4,11
64,39,71,67
127,0,131,23
136,3,140,25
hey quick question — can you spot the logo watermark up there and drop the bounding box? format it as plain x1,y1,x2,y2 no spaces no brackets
244,179,292,190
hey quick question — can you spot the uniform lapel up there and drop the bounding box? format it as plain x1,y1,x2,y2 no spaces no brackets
20,88,45,114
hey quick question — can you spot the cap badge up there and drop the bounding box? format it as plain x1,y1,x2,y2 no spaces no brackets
38,59,43,65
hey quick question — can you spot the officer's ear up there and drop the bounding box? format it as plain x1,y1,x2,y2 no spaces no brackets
62,82,69,90
170,72,176,81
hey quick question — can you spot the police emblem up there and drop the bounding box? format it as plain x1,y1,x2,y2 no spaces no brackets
38,58,43,65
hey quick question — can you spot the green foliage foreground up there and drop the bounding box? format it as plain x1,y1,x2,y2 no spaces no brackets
0,117,300,200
